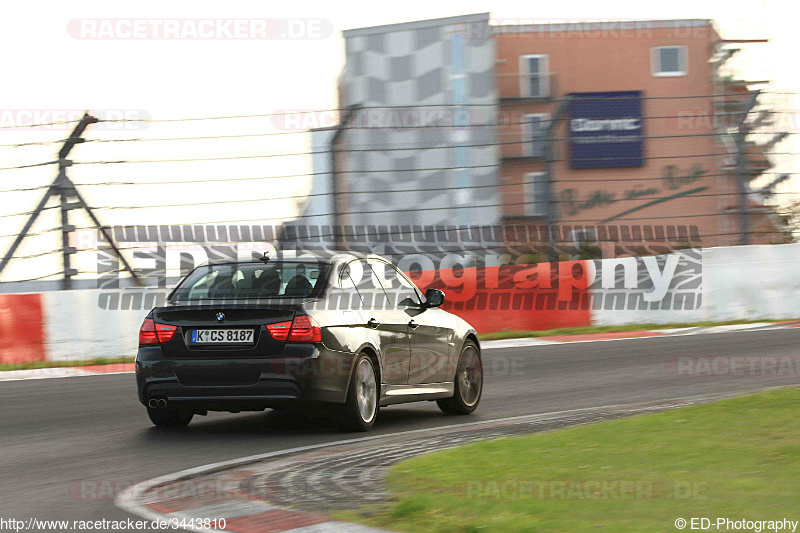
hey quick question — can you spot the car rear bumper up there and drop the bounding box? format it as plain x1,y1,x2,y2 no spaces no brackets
136,343,356,410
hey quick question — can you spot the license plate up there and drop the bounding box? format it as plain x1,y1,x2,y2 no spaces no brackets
191,329,254,344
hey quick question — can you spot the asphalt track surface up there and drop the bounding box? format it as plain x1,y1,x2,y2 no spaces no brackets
2,328,799,527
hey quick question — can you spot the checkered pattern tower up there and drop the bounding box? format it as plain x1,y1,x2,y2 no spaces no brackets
336,13,500,229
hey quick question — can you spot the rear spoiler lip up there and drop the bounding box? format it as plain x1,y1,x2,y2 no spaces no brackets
161,298,312,309
151,304,301,326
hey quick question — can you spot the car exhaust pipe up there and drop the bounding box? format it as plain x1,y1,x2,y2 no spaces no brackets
148,398,167,409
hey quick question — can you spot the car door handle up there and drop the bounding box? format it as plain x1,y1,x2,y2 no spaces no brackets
408,319,419,329
367,318,380,329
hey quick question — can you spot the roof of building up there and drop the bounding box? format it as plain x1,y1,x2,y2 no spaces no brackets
492,18,713,35
343,12,490,38
344,15,713,39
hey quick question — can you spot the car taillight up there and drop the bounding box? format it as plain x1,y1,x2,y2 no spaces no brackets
266,315,321,343
266,321,291,341
287,315,322,342
139,318,177,345
139,318,158,345
155,323,177,343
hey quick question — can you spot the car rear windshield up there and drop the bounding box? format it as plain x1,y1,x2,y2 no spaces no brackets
171,262,329,301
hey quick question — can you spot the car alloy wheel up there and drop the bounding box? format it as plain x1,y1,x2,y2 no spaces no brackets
457,344,482,407
437,341,483,415
355,357,378,424
338,353,379,431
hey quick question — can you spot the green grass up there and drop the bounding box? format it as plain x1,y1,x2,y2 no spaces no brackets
0,356,134,372
477,318,799,341
340,387,800,532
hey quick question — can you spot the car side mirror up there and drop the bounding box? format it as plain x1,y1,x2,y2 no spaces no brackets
425,288,445,308
398,297,419,308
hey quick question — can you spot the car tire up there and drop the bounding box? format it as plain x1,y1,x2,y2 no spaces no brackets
336,353,379,431
146,406,194,428
437,341,483,415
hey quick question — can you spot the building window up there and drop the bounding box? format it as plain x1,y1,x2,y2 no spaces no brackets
651,46,688,77
525,172,548,217
524,114,549,158
520,54,549,97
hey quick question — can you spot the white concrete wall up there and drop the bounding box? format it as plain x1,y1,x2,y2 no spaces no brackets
42,290,147,361
701,243,800,321
592,243,800,326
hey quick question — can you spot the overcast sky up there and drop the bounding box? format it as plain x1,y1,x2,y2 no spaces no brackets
0,0,796,282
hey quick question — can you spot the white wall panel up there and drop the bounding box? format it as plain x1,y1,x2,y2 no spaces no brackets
43,290,145,361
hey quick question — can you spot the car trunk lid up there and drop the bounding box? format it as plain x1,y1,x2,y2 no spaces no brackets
152,304,298,358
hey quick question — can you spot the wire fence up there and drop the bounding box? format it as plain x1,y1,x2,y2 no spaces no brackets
0,95,797,283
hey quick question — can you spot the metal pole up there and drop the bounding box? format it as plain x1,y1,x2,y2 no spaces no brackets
545,99,570,250
735,91,759,246
735,131,749,245
329,104,361,249
57,164,75,290
54,112,99,289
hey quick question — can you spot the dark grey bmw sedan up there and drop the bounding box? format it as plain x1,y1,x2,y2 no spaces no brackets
136,253,483,431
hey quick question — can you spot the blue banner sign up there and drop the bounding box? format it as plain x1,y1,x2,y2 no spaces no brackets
568,91,644,169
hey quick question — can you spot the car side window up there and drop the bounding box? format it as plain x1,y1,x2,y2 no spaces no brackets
351,259,390,309
368,259,421,308
337,259,387,310
338,261,365,309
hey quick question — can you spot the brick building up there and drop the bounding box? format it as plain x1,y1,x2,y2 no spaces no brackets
287,14,789,251
493,18,786,248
